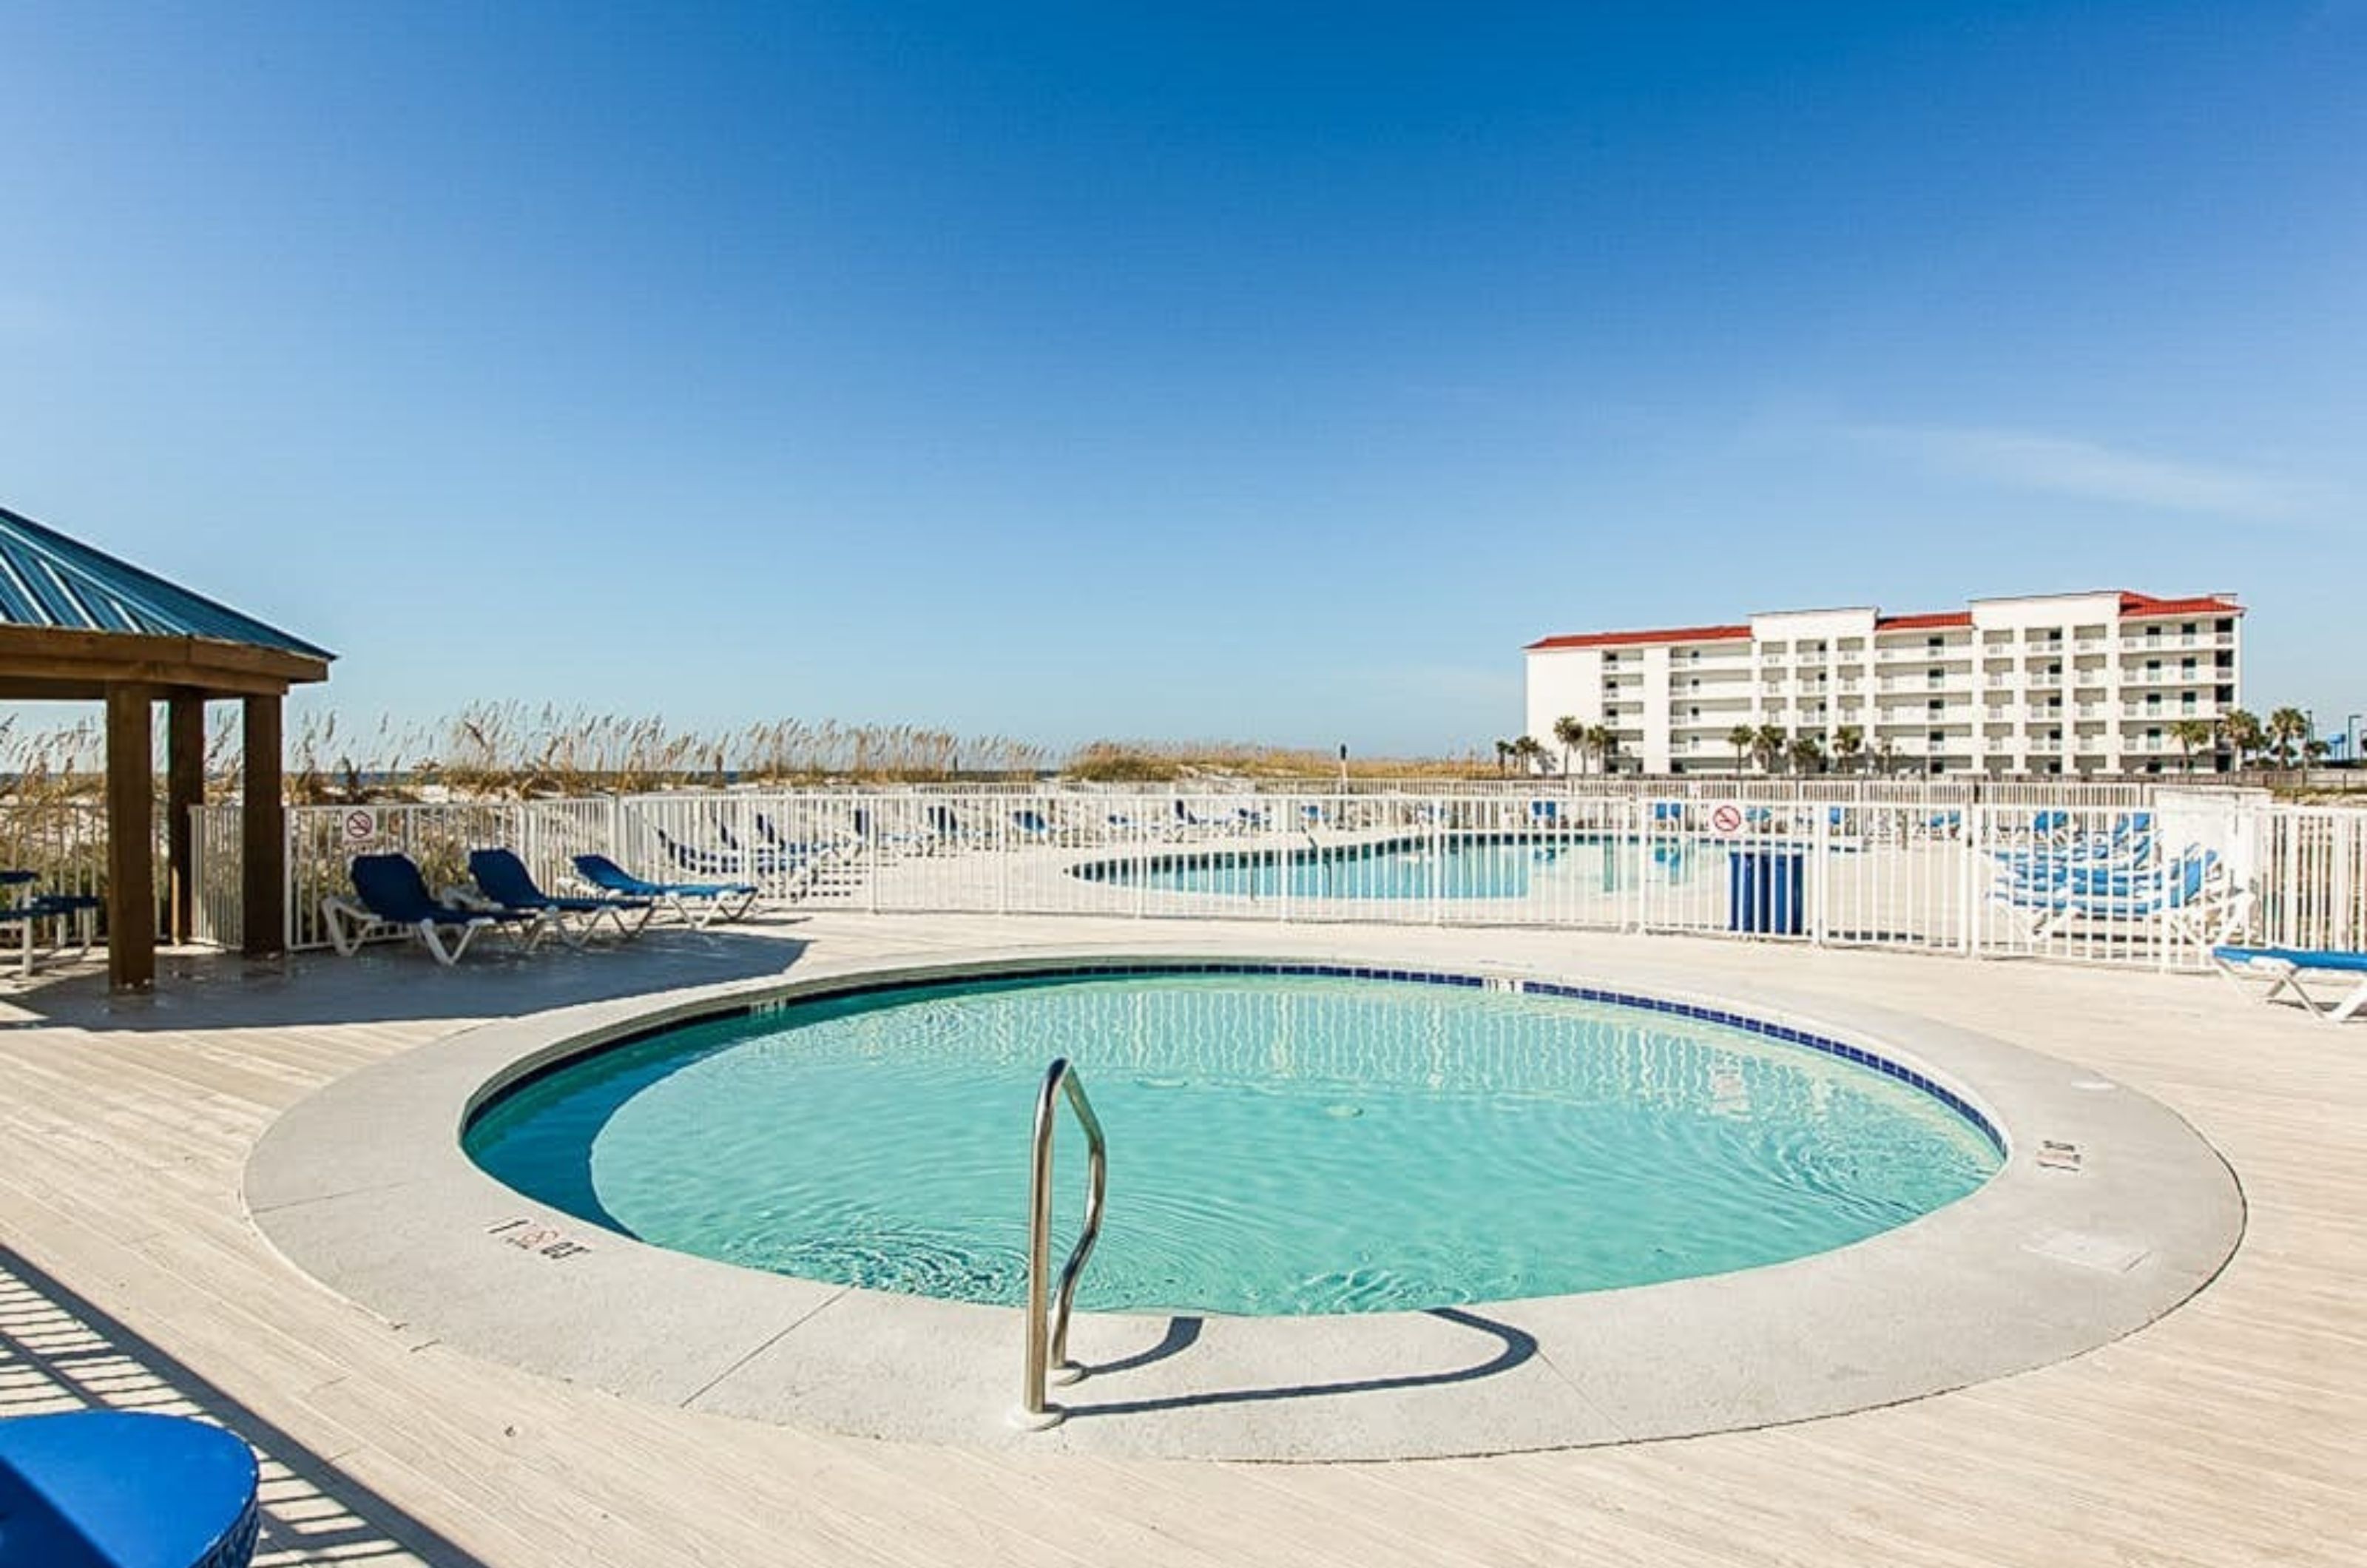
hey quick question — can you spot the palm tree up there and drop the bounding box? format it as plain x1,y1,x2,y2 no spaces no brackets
1511,734,1548,775
1493,738,1513,777
2169,717,2214,773
2218,708,2263,771
1551,714,1584,777
2306,737,2330,766
2266,707,2311,769
1788,734,1826,775
1726,724,1755,774
1832,725,1863,774
1752,723,1786,775
1585,724,1618,777
1873,736,1898,776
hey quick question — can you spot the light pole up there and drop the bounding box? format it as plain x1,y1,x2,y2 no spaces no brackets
1337,743,1348,793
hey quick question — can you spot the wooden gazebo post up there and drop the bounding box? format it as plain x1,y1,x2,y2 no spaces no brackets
104,686,156,990
241,695,286,960
166,692,206,944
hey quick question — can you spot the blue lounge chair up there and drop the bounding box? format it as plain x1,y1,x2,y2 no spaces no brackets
573,853,758,928
1999,839,2160,893
323,853,544,964
1012,808,1057,841
1995,831,2154,873
1173,798,1226,834
2212,945,2367,1024
468,849,652,942
756,811,821,856
654,825,811,880
1998,852,2229,939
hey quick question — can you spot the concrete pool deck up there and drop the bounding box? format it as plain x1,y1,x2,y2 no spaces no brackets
244,945,2239,1461
0,914,2360,1564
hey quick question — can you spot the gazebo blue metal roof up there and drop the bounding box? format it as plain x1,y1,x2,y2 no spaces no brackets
0,503,334,660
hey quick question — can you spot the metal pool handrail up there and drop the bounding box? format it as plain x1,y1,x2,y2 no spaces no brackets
1015,1056,1107,1429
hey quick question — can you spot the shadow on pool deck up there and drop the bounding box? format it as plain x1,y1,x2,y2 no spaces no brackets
0,929,813,1032
1063,1306,1536,1422
0,1243,490,1568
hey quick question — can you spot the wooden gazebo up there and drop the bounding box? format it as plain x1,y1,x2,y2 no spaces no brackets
0,505,332,990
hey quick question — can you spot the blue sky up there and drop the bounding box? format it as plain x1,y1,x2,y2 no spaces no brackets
1,2,2360,754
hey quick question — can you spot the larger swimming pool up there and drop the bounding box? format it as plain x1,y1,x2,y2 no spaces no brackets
465,967,2000,1317
1070,834,1691,899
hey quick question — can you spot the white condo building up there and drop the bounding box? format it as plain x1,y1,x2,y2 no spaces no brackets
1524,591,2243,777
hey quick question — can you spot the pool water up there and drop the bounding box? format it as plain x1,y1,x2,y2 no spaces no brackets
1071,834,1704,899
465,971,2000,1316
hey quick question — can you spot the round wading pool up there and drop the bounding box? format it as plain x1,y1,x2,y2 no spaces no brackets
464,964,2002,1316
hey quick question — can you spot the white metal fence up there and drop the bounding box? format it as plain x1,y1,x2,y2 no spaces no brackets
162,780,2367,973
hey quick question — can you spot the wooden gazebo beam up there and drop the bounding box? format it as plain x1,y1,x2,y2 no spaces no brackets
0,624,325,701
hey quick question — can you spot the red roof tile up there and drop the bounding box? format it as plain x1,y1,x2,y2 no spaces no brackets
1525,624,1751,652
1874,611,1973,631
2118,592,2243,620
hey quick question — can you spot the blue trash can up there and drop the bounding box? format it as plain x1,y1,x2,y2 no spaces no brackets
1726,850,1805,936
